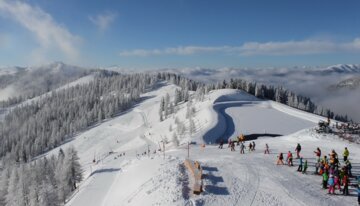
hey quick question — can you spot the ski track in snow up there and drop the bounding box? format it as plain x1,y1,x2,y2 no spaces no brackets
62,86,359,206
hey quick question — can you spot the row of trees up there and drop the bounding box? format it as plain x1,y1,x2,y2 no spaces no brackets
0,147,82,206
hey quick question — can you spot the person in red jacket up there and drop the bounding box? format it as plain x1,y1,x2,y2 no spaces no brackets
314,147,321,160
287,151,293,166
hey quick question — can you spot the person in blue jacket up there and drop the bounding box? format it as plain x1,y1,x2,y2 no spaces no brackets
297,157,303,172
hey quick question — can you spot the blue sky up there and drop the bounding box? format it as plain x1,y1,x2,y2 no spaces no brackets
1,0,360,69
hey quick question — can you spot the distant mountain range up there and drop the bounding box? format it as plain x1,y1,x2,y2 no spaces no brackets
329,76,360,90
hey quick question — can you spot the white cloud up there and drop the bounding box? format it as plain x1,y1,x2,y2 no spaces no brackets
119,38,360,57
0,0,80,62
89,11,117,32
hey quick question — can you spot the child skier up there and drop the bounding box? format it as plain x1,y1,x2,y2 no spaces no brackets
345,160,353,177
248,142,253,151
314,147,321,161
334,168,341,191
240,142,245,154
297,157,303,172
218,139,224,149
230,141,235,151
328,175,335,194
302,159,308,174
322,171,329,189
264,143,269,154
314,158,320,175
277,153,284,165
287,151,293,166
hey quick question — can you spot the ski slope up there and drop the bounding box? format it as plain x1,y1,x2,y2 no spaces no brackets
60,85,359,206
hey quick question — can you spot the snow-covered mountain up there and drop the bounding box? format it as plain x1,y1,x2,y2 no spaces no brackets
0,69,358,206
59,85,358,206
0,62,91,102
318,64,360,74
329,76,360,90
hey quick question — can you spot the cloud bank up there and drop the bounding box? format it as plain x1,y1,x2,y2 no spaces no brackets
119,38,360,57
0,0,80,63
89,11,117,32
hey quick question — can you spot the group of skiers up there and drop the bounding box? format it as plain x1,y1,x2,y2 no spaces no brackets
275,144,359,202
219,137,257,154
316,147,353,196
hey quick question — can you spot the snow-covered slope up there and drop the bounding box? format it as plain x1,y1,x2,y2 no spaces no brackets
54,85,359,206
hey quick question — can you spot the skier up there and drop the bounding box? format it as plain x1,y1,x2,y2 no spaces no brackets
252,141,256,151
314,158,320,175
345,160,353,177
264,143,270,154
328,175,335,194
230,141,235,151
322,155,328,165
277,153,284,165
218,139,224,149
297,157,303,172
248,142,253,152
322,171,329,189
295,143,301,159
240,142,245,154
287,151,293,166
314,147,321,161
302,159,308,174
343,147,349,162
342,173,349,196
333,168,341,191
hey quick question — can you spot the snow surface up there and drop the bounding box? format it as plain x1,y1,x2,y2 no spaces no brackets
56,85,359,206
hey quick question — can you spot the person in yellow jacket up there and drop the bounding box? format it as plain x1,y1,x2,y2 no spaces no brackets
343,147,349,162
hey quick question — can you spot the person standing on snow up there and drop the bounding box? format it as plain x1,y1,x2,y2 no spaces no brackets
295,143,301,159
333,168,341,192
287,151,293,166
323,171,329,189
230,141,235,151
302,159,308,174
345,160,353,177
343,147,349,162
297,157,303,172
342,173,349,196
328,175,335,194
264,143,270,154
218,139,224,149
314,158,321,175
248,142,253,152
277,153,284,165
240,142,245,154
314,147,321,161
252,141,256,151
